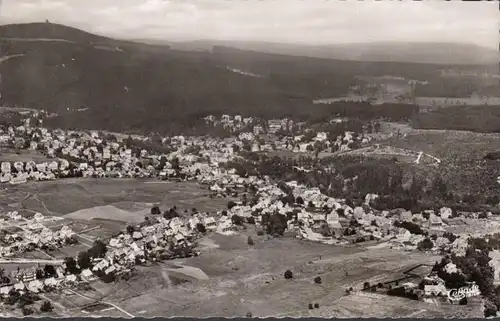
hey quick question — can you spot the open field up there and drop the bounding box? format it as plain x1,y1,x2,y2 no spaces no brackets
45,233,450,318
386,128,500,161
0,148,53,163
0,178,230,222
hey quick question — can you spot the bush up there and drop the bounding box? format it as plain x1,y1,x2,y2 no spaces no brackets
231,215,244,226
394,221,424,235
314,276,322,284
266,213,287,236
247,217,255,225
247,236,254,246
308,303,313,310
40,301,53,313
126,225,135,234
196,223,206,234
314,303,319,309
163,209,179,220
363,282,370,290
228,201,237,210
150,205,161,215
417,238,434,251
22,307,34,316
484,300,497,318
284,270,293,279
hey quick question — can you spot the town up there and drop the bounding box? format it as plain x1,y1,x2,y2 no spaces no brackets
0,1,498,318
0,108,495,317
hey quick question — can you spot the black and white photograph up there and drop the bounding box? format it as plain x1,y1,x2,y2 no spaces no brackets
0,0,498,318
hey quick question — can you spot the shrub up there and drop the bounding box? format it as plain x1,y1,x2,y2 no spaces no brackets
308,303,313,310
196,223,206,234
40,301,53,313
150,205,161,215
363,282,370,290
314,303,319,309
314,276,322,284
417,238,434,251
247,217,255,224
22,307,34,316
228,201,237,210
484,300,497,318
231,215,244,226
284,270,293,279
266,213,287,236
247,236,254,246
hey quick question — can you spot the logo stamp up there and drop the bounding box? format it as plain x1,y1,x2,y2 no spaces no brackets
447,284,481,301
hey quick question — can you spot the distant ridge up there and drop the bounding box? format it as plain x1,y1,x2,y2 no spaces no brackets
0,22,495,135
135,39,499,66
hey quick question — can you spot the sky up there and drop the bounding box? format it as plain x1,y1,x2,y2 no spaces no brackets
0,0,498,48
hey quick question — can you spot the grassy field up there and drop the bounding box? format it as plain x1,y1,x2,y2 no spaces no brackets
46,231,447,318
0,148,53,163
0,178,230,222
386,129,500,161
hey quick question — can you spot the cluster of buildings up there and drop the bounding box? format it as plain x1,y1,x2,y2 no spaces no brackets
1,110,495,311
0,211,75,258
0,111,376,186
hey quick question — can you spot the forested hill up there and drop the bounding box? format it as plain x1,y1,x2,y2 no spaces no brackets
0,23,491,134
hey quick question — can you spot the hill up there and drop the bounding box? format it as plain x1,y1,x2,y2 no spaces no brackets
144,39,499,67
0,23,492,134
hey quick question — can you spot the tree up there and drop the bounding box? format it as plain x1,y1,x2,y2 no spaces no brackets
417,238,434,251
484,299,497,317
247,236,254,246
231,215,244,226
314,276,322,284
35,269,44,279
126,225,135,235
196,223,206,234
308,303,313,310
64,257,80,275
266,213,287,236
170,157,180,170
88,240,107,259
44,264,56,277
164,209,179,220
151,205,161,215
247,217,255,225
78,251,92,270
22,307,34,316
314,303,319,309
284,270,293,279
227,201,237,210
296,197,304,205
363,282,371,290
40,301,53,313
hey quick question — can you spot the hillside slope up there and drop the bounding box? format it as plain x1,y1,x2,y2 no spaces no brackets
0,23,490,134
151,39,499,66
